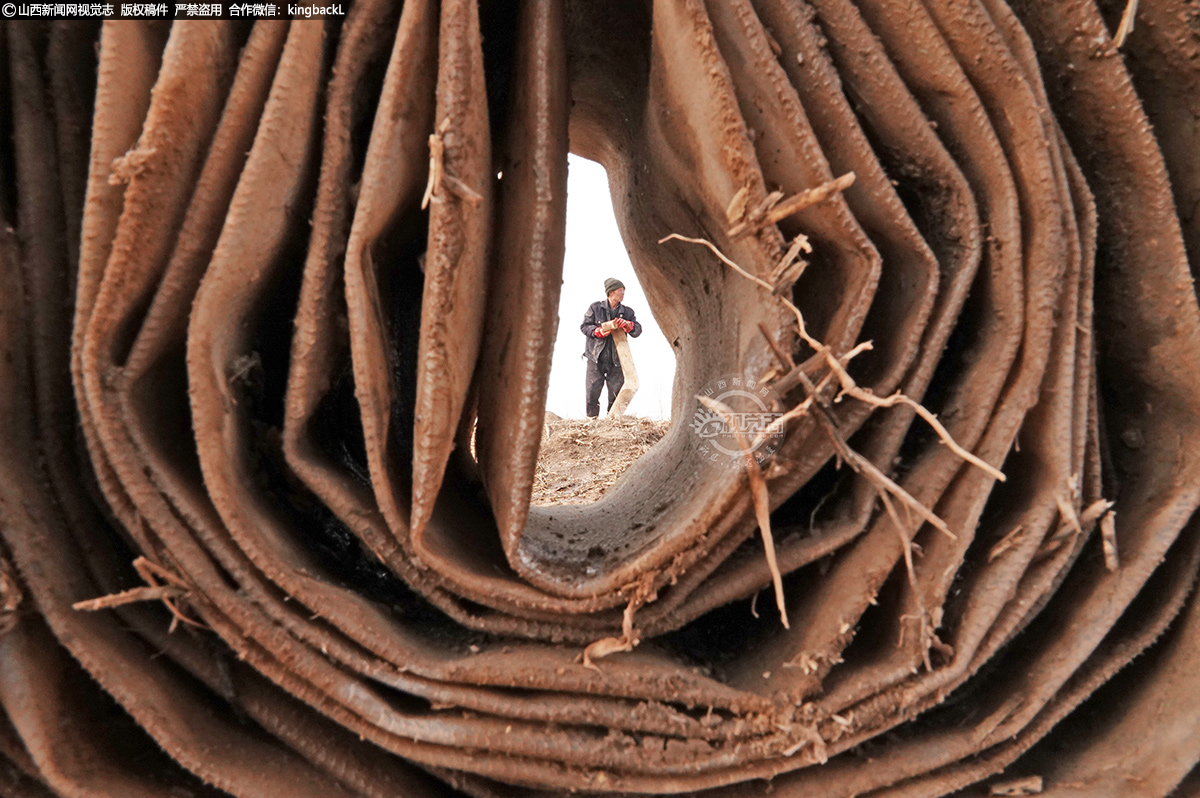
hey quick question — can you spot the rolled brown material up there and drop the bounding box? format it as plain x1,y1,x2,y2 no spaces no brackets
603,323,639,417
2,3,1200,796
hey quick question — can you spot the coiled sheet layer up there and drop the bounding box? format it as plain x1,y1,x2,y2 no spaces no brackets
2,3,1200,795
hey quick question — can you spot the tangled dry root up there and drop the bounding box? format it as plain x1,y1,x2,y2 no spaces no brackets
2,1,1200,796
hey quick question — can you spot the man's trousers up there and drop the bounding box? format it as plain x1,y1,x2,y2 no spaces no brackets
585,349,624,417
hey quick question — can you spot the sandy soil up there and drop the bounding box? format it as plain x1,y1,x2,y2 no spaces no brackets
531,413,670,506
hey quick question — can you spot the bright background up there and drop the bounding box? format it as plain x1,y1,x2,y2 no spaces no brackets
544,155,676,420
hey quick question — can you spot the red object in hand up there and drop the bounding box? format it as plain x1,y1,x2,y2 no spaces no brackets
617,318,635,333
594,327,610,338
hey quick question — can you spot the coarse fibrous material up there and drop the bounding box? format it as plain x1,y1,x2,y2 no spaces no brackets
2,2,1200,796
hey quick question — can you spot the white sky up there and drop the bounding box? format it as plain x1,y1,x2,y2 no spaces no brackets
545,155,676,420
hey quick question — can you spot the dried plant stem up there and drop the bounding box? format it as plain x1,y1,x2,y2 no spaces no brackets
877,489,918,586
699,395,789,629
1101,511,1119,571
728,173,856,239
420,118,481,208
657,227,1016,629
781,723,828,762
582,598,643,670
658,233,823,351
821,350,1006,482
420,118,448,209
796,370,955,541
770,235,812,294
661,233,1004,485
725,185,750,225
988,525,1026,562
1113,0,1138,48
1038,498,1113,558
74,556,207,632
73,584,186,612
758,322,795,371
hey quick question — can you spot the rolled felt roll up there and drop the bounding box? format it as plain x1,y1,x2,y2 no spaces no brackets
2,3,1200,796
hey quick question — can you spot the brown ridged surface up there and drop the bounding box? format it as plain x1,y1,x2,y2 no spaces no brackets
2,3,1200,795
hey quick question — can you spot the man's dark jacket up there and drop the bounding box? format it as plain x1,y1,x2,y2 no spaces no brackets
580,300,643,362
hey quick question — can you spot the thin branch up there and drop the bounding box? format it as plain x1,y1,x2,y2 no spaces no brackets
657,225,1026,627
988,525,1025,563
1037,498,1113,559
583,591,647,670
582,635,633,672
133,556,209,631
443,174,483,206
879,489,917,587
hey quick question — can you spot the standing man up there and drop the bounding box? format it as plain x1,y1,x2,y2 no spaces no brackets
581,277,643,417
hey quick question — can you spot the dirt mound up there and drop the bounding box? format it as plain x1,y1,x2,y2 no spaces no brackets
532,415,671,506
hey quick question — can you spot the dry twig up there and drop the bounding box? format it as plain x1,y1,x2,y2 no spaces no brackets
725,185,750,226
988,525,1026,562
770,235,813,295
655,228,1022,631
1113,0,1139,48
820,350,1006,483
699,394,789,628
73,584,186,611
73,556,207,632
758,322,795,371
728,173,856,239
660,233,1005,485
420,118,449,209
421,118,481,209
781,723,828,761
1038,498,1112,559
658,233,822,351
799,371,956,541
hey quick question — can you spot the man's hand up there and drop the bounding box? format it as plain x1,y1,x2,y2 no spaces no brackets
616,318,635,333
594,327,611,338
